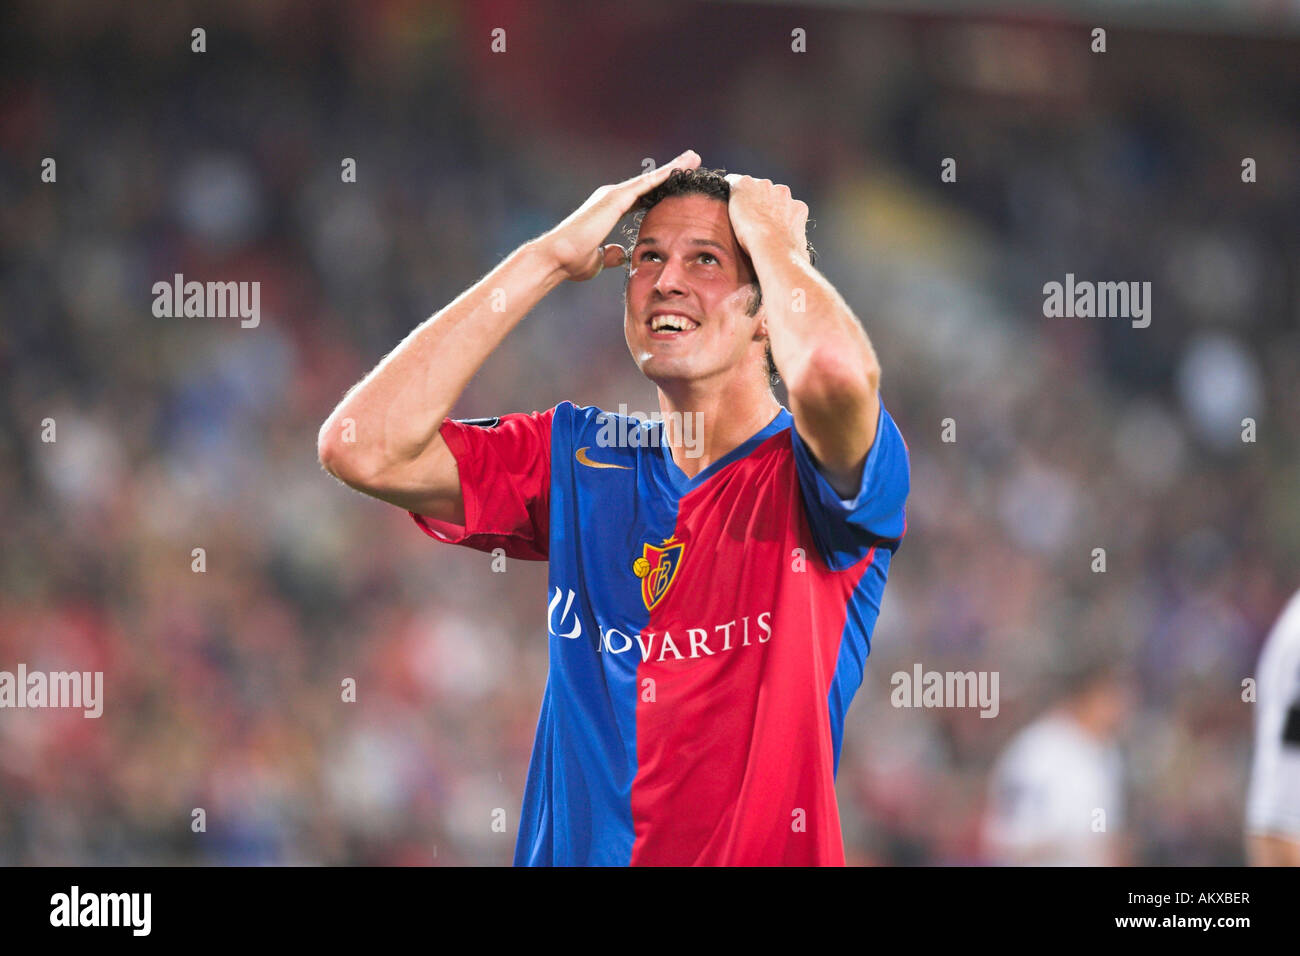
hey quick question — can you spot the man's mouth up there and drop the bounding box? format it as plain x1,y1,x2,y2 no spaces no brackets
647,312,700,338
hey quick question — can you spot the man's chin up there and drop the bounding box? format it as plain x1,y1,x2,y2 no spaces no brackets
638,359,701,387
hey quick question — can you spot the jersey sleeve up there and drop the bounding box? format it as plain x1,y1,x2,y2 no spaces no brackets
408,408,555,561
789,398,909,570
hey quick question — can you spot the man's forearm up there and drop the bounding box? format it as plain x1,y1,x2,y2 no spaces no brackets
751,238,881,491
751,239,878,398
1247,833,1300,866
319,239,565,477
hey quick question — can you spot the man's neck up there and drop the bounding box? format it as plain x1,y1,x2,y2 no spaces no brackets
655,375,782,479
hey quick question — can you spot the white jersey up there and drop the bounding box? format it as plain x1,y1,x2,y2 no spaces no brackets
983,711,1124,865
1245,589,1300,839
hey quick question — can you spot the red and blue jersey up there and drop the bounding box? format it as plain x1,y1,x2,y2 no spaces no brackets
410,400,909,865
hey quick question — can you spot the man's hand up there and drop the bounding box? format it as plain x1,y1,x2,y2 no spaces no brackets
723,174,812,265
539,150,702,282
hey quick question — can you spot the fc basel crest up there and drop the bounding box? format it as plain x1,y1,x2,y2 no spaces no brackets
632,537,685,611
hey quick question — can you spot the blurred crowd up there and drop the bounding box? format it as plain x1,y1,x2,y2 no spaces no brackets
1,0,1297,864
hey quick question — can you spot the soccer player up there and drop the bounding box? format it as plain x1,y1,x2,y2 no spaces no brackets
318,149,910,865
982,657,1132,866
1245,588,1300,865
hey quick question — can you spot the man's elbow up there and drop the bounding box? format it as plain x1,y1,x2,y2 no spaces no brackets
317,421,371,485
317,421,342,475
785,346,879,412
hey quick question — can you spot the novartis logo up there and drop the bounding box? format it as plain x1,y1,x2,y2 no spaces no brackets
547,587,772,662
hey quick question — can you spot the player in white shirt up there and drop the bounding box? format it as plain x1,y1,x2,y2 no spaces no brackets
1245,588,1300,865
982,659,1132,866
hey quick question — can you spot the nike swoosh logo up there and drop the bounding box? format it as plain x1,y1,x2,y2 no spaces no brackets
575,447,632,470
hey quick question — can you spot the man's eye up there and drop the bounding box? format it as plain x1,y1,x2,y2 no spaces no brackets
638,251,717,264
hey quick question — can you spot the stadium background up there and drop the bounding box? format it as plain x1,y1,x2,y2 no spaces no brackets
1,0,1298,864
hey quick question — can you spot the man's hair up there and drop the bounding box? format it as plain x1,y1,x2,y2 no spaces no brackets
621,167,817,389
1045,637,1132,701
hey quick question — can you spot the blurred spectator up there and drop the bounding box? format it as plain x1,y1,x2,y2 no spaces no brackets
1245,588,1300,866
982,655,1133,865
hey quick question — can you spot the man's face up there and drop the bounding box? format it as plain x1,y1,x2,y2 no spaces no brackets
1084,676,1135,737
623,194,764,386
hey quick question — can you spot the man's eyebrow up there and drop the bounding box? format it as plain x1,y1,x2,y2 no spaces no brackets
633,237,729,253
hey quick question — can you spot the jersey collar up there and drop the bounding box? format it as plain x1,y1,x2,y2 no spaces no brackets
656,406,793,496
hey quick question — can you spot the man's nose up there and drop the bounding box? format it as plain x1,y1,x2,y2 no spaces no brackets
654,255,689,296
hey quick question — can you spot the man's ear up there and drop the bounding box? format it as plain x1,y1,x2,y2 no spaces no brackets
755,310,770,351
752,308,770,348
